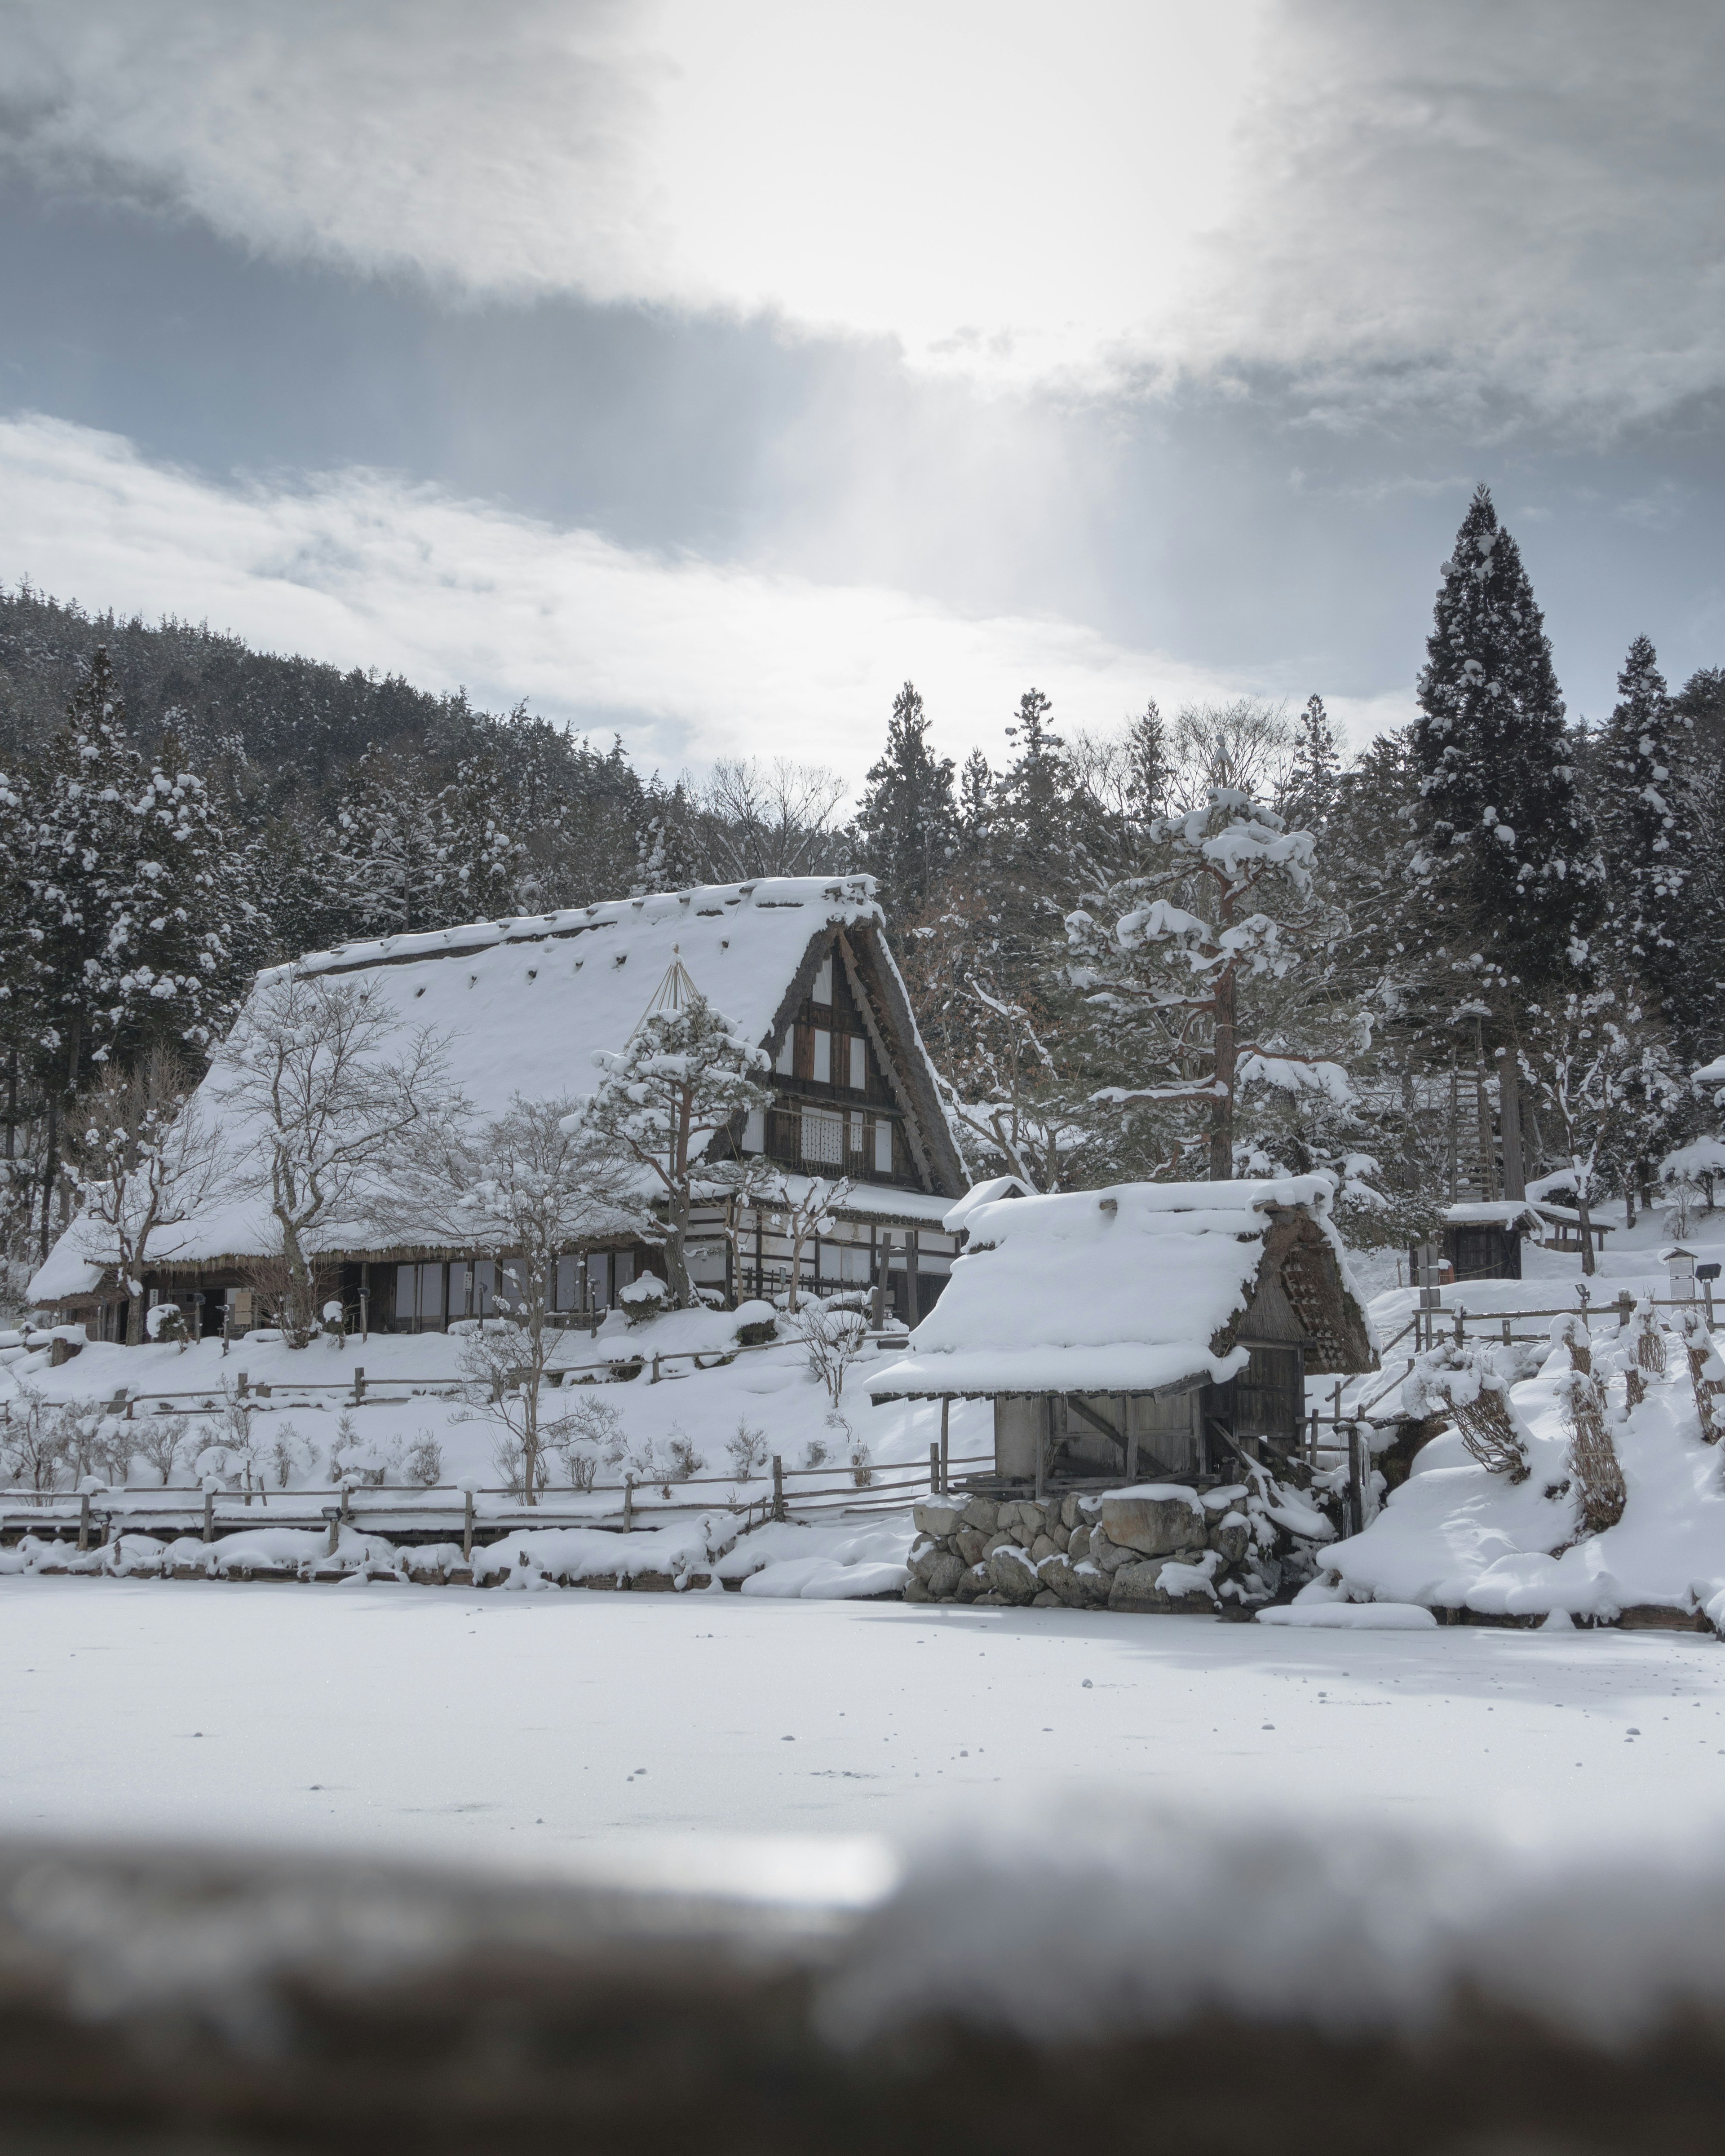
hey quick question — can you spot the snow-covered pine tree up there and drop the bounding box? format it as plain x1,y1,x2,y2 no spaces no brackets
1592,635,1697,1040
852,681,957,919
1284,693,1341,828
630,778,704,896
1124,699,1173,822
956,747,993,862
1411,486,1602,996
571,989,775,1307
331,745,528,935
1066,788,1362,1186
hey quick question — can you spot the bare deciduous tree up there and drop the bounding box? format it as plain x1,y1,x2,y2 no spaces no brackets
71,1046,229,1344
395,1095,642,1506
219,974,452,1346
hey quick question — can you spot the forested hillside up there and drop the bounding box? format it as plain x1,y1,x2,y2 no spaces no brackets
5,485,1725,1293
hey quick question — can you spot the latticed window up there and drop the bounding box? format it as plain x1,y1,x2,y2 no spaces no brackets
800,1106,844,1165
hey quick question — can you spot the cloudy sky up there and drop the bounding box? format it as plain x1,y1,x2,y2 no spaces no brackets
0,0,1721,788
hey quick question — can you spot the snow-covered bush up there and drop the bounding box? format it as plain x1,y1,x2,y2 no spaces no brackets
849,1435,875,1489
1676,1308,1725,1445
798,1300,869,1405
490,1428,549,1499
132,1414,184,1486
725,1418,769,1481
328,1408,400,1487
666,1426,705,1480
1558,1368,1625,1533
546,1396,625,1489
403,1431,443,1487
0,1391,71,1493
1405,1344,1530,1481
268,1420,317,1489
145,1302,188,1347
619,1274,669,1325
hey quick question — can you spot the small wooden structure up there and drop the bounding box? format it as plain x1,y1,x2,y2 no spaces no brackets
1416,1202,1542,1285
868,1175,1376,1489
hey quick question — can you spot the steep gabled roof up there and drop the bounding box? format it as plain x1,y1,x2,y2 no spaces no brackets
30,876,965,1297
867,1174,1376,1401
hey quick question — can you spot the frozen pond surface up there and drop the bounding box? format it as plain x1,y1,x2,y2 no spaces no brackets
4,1577,1721,1881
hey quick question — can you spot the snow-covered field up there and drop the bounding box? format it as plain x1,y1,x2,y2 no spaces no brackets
4,1576,1721,1873
8,1222,1725,1894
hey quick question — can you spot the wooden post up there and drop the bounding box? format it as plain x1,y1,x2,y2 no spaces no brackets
939,1397,950,1494
203,1488,215,1544
341,1484,353,1526
624,1473,635,1533
1502,1316,1513,1346
462,1489,474,1563
771,1455,785,1523
325,1507,340,1559
78,1490,91,1553
1347,1426,1364,1538
1035,1398,1048,1502
1452,1306,1464,1348
1617,1291,1634,1332
650,1354,661,1385
353,1366,366,1405
929,1441,940,1495
236,1370,248,1401
1307,1405,1319,1467
904,1230,921,1327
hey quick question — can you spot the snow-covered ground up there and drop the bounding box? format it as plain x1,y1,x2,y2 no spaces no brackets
3,1577,1720,1873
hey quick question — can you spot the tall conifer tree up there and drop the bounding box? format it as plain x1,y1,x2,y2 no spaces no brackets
1594,634,1694,1034
1411,485,1601,995
853,681,957,917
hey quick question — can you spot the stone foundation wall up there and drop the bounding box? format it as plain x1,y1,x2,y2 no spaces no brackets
904,1482,1296,1613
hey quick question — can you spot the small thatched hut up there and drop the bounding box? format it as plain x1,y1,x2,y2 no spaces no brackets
868,1175,1377,1489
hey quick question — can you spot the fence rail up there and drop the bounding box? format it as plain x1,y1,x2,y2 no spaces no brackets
0,1325,916,1421
1,1449,996,1558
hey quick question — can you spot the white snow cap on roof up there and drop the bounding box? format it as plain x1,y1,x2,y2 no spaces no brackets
870,1173,1347,1401
942,1175,1034,1234
30,877,887,1290
1442,1202,1540,1230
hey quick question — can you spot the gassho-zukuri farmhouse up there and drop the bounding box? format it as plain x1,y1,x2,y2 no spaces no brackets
31,876,970,1334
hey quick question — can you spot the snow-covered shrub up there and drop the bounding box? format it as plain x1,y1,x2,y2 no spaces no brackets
801,1436,830,1471
145,1302,188,1347
1676,1308,1725,1445
132,1415,184,1486
268,1420,317,1489
1631,1297,1669,1378
490,1428,550,1499
328,1409,400,1487
619,1274,669,1325
1405,1344,1529,1481
547,1396,625,1489
725,1418,769,1481
798,1300,868,1405
1559,1368,1625,1534
1548,1312,1594,1376
403,1432,443,1487
666,1427,705,1480
0,1392,71,1493
192,1440,240,1490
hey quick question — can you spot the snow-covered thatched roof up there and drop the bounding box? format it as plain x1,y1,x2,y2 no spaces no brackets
867,1174,1376,1402
33,876,960,1299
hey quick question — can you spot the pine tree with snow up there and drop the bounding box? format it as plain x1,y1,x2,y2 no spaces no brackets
1411,486,1602,995
630,778,704,897
955,747,993,861
1285,693,1341,828
1124,699,1173,822
1066,787,1357,1184
571,987,775,1308
1592,635,1696,1035
853,681,957,919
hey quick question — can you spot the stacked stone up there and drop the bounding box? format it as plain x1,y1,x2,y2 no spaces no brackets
903,1484,1286,1613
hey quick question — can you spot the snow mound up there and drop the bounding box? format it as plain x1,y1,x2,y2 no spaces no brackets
1308,1311,1725,1622
1256,1602,1437,1630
